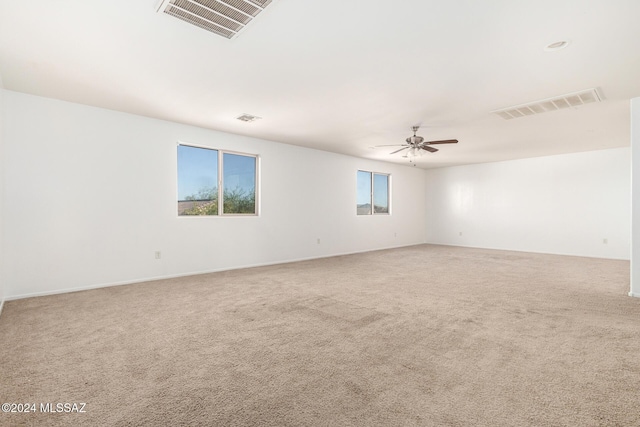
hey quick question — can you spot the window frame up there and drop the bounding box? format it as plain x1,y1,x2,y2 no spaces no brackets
357,169,391,216
177,143,260,217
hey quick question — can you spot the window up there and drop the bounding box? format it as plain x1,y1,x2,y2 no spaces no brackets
357,170,390,215
177,144,258,216
222,152,257,214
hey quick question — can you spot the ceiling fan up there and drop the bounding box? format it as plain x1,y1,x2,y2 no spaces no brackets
377,126,458,158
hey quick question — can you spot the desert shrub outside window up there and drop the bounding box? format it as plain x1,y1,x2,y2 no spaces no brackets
357,170,390,215
177,144,258,216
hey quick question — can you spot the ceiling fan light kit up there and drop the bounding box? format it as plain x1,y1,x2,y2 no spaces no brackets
404,146,423,158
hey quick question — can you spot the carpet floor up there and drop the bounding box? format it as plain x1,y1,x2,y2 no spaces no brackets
0,244,638,426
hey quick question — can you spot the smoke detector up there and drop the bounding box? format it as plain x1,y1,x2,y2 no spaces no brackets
492,88,602,120
158,0,274,39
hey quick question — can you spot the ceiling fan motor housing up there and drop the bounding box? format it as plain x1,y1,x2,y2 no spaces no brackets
407,135,424,145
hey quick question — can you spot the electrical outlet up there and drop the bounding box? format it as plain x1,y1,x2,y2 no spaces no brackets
459,232,463,236
603,238,608,244
155,251,161,259
317,238,321,245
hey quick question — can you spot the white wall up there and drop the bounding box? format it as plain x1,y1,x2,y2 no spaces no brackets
4,90,631,301
425,148,630,260
631,97,640,297
3,91,428,299
0,75,5,315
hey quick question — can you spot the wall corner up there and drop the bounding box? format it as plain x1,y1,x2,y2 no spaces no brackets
630,97,640,297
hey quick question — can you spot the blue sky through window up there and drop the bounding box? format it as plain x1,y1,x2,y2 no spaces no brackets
357,171,371,206
223,153,256,193
177,145,218,201
374,173,388,210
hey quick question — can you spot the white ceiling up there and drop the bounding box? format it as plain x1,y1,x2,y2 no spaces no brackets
1,0,639,168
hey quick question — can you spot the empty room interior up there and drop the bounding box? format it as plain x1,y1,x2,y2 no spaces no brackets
1,0,640,425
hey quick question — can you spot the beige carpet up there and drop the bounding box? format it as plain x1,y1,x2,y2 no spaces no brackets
0,244,638,426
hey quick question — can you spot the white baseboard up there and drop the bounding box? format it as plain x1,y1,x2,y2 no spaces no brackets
424,241,630,261
5,242,425,301
629,292,639,298
0,299,5,319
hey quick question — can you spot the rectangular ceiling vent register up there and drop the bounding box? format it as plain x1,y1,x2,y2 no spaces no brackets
492,88,602,120
157,0,274,39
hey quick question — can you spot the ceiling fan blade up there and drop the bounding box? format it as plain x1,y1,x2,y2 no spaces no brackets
390,146,410,154
421,146,438,153
425,139,458,145
374,144,408,147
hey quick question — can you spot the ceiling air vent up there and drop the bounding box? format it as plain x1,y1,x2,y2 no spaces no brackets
236,113,261,122
492,88,602,120
157,0,274,39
